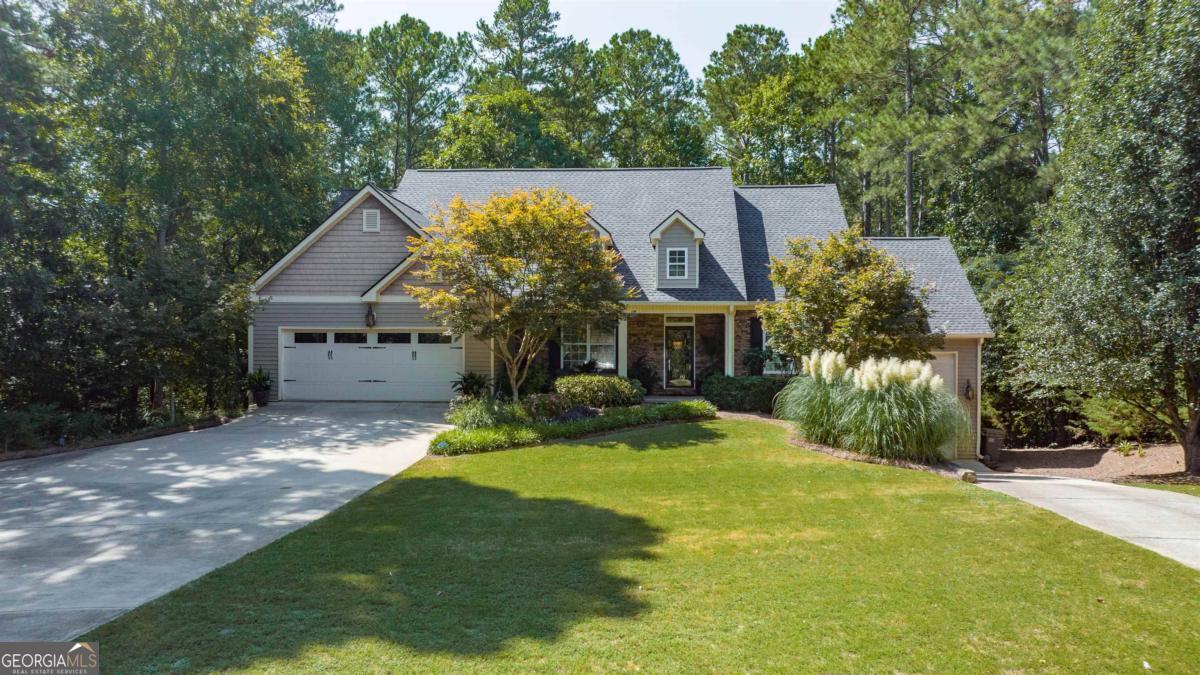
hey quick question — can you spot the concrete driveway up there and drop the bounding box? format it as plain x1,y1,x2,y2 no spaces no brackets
0,402,448,641
973,468,1200,571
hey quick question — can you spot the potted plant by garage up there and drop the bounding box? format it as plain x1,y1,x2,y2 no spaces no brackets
247,369,273,407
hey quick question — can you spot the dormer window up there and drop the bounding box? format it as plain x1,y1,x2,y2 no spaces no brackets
362,209,380,233
667,248,688,278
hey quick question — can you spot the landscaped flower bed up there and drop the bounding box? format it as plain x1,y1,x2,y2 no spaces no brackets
775,349,969,463
431,400,717,455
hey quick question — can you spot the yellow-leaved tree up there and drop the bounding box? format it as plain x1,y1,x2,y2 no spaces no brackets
405,188,631,400
758,229,943,364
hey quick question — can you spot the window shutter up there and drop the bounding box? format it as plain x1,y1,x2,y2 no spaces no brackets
750,317,763,350
362,209,381,232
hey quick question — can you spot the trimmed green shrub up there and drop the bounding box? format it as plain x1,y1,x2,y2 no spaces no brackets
553,374,644,408
445,398,529,430
775,350,970,463
429,400,717,455
701,375,789,413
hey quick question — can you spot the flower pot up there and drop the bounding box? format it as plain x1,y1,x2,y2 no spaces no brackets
252,389,270,407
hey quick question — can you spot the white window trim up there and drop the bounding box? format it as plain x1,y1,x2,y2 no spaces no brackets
560,324,616,370
362,209,381,232
666,247,688,279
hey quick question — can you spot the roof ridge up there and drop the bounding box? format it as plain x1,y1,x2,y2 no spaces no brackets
866,236,947,241
407,166,728,173
737,183,835,189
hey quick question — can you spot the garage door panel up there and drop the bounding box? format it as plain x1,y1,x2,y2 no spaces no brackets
282,330,458,401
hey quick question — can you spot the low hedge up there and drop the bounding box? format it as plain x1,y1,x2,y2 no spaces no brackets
701,375,790,413
553,374,645,408
430,399,717,455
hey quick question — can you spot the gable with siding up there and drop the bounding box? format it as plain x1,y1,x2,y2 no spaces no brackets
260,195,415,295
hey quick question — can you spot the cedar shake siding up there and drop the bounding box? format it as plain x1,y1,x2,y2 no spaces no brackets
260,196,416,296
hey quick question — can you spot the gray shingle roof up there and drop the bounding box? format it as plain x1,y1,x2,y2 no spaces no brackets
389,169,990,336
394,167,747,302
869,238,993,336
734,185,991,336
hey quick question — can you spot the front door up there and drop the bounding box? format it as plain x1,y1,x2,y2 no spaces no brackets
664,326,694,389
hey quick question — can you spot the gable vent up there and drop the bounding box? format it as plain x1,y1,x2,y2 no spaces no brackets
362,209,381,232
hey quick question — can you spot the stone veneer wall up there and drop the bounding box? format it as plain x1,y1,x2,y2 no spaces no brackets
627,313,665,391
733,309,756,376
694,314,725,383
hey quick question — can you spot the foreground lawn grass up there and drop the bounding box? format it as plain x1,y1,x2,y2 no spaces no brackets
89,419,1200,672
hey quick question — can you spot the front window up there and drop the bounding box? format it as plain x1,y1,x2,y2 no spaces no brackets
667,248,687,278
561,324,616,371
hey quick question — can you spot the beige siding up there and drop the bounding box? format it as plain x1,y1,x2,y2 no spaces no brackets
261,196,415,295
250,301,437,400
464,335,492,378
656,221,699,289
942,337,981,459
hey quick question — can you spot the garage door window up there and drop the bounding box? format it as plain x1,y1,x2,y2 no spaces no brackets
335,332,367,344
294,332,327,343
378,332,411,344
417,333,452,344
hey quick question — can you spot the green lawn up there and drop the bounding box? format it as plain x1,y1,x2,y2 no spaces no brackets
89,419,1200,672
1126,481,1200,497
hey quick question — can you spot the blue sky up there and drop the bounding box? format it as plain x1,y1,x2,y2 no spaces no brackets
335,0,840,79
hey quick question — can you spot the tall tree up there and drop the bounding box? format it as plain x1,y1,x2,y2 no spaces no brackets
542,38,607,163
597,29,707,167
702,24,794,180
55,0,330,410
1013,0,1200,473
289,26,384,188
367,16,467,185
425,89,583,168
472,0,564,90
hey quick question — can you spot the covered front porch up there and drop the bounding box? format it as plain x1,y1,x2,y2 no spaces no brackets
615,305,759,394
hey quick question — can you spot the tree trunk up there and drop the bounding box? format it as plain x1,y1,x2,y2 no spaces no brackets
1184,425,1199,476
861,172,872,235
903,41,914,237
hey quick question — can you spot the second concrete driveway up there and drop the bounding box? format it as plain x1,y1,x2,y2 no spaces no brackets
0,402,447,642
973,468,1200,571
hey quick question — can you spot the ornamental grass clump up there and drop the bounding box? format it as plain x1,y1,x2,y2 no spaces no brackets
775,350,970,463
773,350,848,447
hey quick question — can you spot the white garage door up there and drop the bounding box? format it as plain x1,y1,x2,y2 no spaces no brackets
281,330,461,401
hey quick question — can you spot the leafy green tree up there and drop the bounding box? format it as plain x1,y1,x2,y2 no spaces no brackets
367,16,468,185
597,30,708,167
702,24,796,180
290,26,385,188
405,189,630,400
54,0,330,411
472,0,565,90
758,229,943,364
1013,0,1200,473
425,89,583,168
542,38,608,163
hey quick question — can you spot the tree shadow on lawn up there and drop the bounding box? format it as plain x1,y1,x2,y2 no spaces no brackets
89,476,662,670
585,419,727,452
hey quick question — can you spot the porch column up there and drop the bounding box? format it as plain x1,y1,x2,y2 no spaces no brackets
617,314,628,377
724,306,735,376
